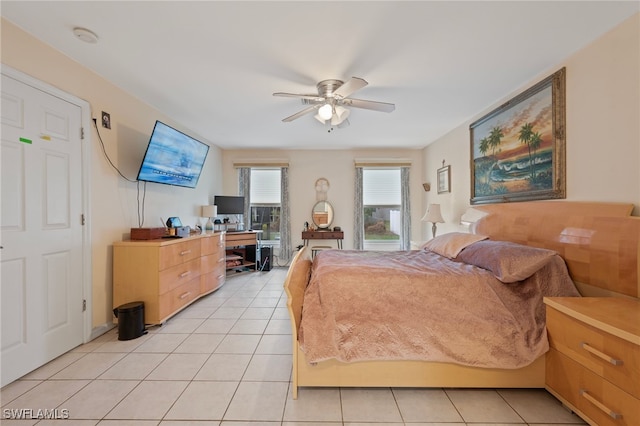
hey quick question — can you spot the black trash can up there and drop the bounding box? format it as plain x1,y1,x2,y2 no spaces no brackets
113,301,146,341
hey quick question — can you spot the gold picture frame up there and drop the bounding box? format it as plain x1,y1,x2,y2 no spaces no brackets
437,165,451,194
470,68,566,204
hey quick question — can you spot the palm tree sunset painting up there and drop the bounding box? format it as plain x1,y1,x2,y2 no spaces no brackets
470,68,565,204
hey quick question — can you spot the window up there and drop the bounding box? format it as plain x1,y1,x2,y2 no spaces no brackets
250,168,281,242
363,168,401,249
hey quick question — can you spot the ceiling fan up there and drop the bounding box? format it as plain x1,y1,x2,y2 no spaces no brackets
273,77,395,128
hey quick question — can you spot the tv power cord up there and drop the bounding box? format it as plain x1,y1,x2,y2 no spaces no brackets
92,117,147,227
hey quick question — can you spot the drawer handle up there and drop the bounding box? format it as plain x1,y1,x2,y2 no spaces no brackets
180,249,192,256
179,291,191,300
579,389,622,420
217,274,225,280
218,257,225,263
580,342,623,366
179,271,191,278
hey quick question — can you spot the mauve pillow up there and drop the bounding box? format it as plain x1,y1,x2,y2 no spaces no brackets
457,240,557,283
421,232,488,259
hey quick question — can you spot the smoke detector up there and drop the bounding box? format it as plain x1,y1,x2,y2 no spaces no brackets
72,27,99,44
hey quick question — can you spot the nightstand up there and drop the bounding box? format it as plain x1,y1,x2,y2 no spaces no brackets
544,297,640,426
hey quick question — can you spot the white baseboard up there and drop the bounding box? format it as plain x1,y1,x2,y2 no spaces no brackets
89,322,116,341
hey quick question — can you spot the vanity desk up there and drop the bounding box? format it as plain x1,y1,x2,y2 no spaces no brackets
302,230,344,249
303,199,343,250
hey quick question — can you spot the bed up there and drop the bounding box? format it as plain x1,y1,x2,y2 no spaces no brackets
284,201,640,398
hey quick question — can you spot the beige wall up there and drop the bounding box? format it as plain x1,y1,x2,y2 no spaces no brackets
222,149,424,253
423,13,640,238
1,19,225,332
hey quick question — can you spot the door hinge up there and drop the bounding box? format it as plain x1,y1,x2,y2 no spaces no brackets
82,299,87,312
81,213,85,225
80,127,85,140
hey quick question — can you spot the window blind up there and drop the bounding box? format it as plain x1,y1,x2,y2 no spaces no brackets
250,169,281,204
363,169,401,205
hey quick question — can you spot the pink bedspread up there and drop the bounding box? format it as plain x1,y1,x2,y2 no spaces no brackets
299,249,580,368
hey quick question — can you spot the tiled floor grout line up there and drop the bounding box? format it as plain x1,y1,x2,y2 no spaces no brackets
214,276,269,424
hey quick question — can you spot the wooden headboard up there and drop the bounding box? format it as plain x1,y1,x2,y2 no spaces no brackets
473,201,640,299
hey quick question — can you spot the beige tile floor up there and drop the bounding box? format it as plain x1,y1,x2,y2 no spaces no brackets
1,268,587,425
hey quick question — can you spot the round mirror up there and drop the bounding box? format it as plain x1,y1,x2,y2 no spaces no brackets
311,201,334,229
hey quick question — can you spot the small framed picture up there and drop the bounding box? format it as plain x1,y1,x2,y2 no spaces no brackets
437,165,451,194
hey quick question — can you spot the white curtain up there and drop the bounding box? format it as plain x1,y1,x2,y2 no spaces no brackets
353,167,364,250
280,167,292,263
238,167,251,230
400,166,411,250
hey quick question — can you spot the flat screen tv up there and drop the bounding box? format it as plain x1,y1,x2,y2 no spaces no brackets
137,121,209,189
214,195,245,215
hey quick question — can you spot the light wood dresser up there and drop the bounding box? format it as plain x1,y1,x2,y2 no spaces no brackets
113,232,226,324
544,297,640,426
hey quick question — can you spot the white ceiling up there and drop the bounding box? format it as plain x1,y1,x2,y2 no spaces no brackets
2,1,638,150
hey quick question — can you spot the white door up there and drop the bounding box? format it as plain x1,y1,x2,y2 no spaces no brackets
1,73,85,386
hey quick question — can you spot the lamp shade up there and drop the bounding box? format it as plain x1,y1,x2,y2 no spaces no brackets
201,205,217,218
331,106,350,125
421,204,444,223
318,104,333,120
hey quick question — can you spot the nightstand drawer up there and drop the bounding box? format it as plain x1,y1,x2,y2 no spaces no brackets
302,231,342,239
547,307,640,398
546,349,639,426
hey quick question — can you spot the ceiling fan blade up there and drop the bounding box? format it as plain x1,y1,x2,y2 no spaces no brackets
333,77,368,99
273,92,324,102
342,98,395,113
282,105,319,122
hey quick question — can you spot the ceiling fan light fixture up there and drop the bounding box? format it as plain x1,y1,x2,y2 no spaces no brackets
318,104,333,120
331,106,350,125
274,77,395,127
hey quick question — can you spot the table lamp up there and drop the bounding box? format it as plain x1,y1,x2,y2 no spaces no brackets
421,203,445,238
201,205,217,232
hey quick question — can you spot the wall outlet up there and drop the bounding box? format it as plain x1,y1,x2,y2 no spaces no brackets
101,111,111,129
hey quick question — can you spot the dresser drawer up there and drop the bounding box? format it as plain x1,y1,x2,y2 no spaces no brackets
159,240,201,270
158,258,201,294
159,277,201,318
547,307,640,398
225,232,256,247
215,263,225,287
201,253,225,274
200,269,225,294
201,233,224,255
546,349,639,426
